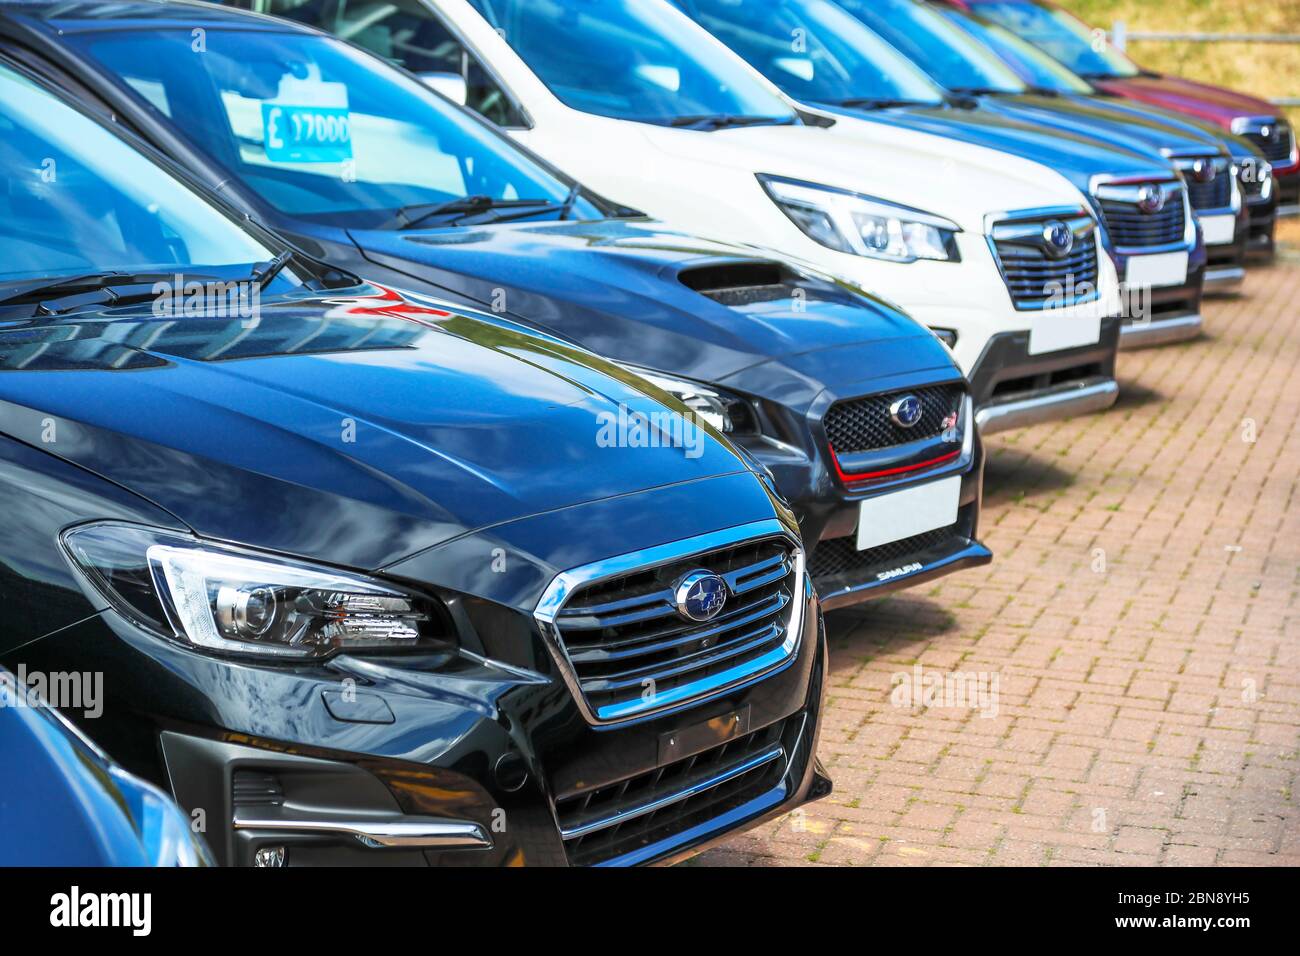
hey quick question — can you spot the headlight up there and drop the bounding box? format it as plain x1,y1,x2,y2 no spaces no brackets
758,175,961,263
617,365,756,434
63,523,442,660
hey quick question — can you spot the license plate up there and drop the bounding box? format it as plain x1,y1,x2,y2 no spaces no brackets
659,706,750,764
1200,214,1236,246
1028,309,1101,355
1126,251,1188,288
856,476,961,551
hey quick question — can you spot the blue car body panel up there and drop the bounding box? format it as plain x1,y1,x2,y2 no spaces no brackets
0,669,209,866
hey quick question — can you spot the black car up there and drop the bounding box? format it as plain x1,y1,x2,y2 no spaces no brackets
0,60,827,866
0,0,990,609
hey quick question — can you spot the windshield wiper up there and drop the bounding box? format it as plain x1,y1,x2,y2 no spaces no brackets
829,97,930,110
384,195,559,231
249,250,294,291
558,182,583,220
468,182,589,225
0,271,208,313
949,86,1016,97
667,114,794,131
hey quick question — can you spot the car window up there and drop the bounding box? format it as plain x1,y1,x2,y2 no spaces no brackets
676,0,944,107
944,12,1093,94
0,66,278,282
835,0,1027,94
467,0,798,125
241,0,527,127
971,1,1139,78
67,28,592,228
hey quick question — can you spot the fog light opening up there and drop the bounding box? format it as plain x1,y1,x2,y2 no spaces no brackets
253,846,287,868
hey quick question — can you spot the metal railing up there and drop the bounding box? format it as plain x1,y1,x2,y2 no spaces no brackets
1110,21,1300,106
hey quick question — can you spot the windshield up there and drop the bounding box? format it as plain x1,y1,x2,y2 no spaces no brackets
675,0,945,107
467,0,798,125
971,1,1140,78
0,66,281,285
941,9,1093,93
835,0,1028,94
67,28,599,228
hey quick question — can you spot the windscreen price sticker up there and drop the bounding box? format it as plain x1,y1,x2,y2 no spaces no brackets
262,104,352,164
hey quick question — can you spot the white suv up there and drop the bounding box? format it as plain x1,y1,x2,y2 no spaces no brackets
244,0,1125,433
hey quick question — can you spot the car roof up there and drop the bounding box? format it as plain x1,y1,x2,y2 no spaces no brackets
0,0,311,35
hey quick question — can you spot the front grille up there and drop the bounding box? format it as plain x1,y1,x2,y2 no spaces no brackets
555,713,796,866
1184,171,1232,210
824,384,962,455
992,231,1099,308
547,536,801,723
1243,124,1293,164
810,526,955,581
1098,196,1186,248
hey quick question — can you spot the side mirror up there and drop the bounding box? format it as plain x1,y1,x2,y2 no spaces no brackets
420,72,469,105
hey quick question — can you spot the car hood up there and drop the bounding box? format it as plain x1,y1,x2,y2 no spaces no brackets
0,286,756,570
635,118,1084,229
983,94,1222,158
821,101,1174,191
350,217,952,390
1093,75,1275,127
1073,95,1259,160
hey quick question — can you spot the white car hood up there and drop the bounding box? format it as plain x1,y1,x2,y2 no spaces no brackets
638,119,1086,231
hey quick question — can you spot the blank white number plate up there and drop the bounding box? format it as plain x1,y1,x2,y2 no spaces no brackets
856,476,961,552
1126,251,1188,288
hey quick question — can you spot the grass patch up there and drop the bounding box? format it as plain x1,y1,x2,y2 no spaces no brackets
1057,0,1300,124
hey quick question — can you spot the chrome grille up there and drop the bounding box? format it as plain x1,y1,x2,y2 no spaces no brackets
1242,123,1293,164
823,384,962,455
1094,179,1186,248
1176,157,1232,210
988,211,1099,309
536,523,804,724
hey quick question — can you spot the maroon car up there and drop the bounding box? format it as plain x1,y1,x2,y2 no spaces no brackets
945,0,1299,213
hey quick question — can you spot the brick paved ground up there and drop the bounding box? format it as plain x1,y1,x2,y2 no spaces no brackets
695,243,1300,867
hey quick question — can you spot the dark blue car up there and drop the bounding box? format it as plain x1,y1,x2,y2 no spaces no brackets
676,0,1230,348
0,56,830,867
925,0,1277,261
0,0,990,610
0,666,210,866
826,0,1255,292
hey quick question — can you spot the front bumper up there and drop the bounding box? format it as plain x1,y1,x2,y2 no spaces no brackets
1202,211,1250,293
739,375,988,611
967,315,1121,434
976,380,1118,433
810,497,991,612
1117,263,1206,350
1246,193,1278,257
1278,168,1300,216
29,563,827,868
